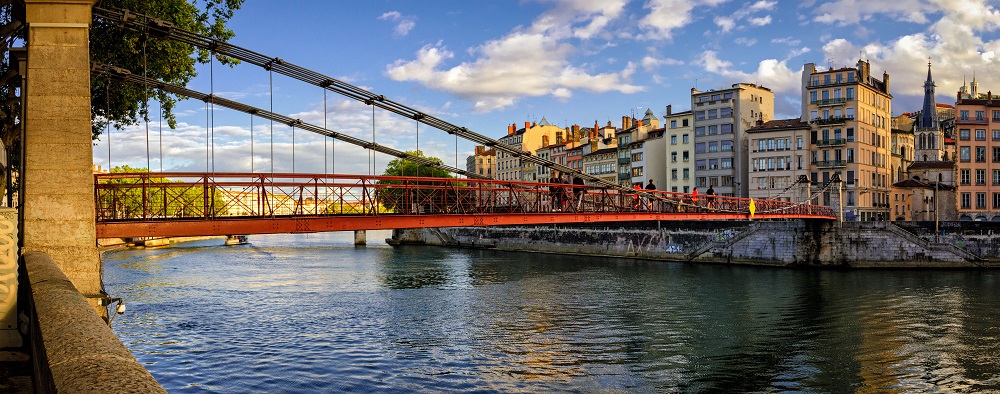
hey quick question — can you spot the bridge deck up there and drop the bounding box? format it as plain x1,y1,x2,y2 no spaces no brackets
95,172,837,238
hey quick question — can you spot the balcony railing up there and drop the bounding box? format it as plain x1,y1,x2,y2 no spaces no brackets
810,98,849,106
812,116,854,126
811,160,847,168
815,138,847,147
618,157,630,164
956,117,989,125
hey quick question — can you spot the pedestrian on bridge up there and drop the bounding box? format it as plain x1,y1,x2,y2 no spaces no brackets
645,180,656,211
691,187,699,209
572,174,585,211
549,172,564,212
706,185,715,209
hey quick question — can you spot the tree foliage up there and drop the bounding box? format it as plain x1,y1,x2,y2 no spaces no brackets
380,150,454,178
89,0,245,139
98,165,227,218
376,151,462,213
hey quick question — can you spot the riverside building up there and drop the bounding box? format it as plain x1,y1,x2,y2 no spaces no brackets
747,118,811,203
953,81,1000,221
802,59,893,221
665,106,694,193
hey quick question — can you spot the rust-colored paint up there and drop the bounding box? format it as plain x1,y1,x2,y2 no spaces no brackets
96,213,836,238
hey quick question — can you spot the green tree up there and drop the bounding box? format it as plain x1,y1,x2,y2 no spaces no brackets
376,151,461,213
98,165,227,219
0,0,244,199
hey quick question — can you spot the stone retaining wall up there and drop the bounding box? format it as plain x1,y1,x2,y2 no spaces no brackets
391,220,990,268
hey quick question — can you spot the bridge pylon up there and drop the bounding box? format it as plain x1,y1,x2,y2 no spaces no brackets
21,0,103,314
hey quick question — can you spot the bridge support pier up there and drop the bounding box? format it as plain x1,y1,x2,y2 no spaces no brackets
21,0,103,315
354,230,366,246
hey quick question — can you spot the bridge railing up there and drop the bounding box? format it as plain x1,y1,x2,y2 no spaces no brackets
94,173,836,221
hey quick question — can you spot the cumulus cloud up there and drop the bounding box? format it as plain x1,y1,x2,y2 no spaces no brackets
641,55,684,71
386,0,643,112
771,36,801,46
812,0,938,25
638,0,727,40
695,50,805,116
379,11,417,37
734,37,758,46
819,0,1000,106
711,0,773,33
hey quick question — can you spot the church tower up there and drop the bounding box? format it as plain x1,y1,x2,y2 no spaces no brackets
915,61,944,162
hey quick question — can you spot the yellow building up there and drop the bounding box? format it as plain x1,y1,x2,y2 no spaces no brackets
802,60,893,221
496,118,564,182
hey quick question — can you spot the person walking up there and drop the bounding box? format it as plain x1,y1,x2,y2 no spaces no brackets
549,172,564,211
572,174,585,211
706,185,715,209
644,180,656,211
691,187,699,208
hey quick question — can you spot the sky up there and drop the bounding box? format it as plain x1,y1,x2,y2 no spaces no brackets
95,0,1000,176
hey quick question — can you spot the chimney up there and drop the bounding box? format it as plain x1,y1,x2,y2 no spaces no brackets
756,118,764,126
542,135,549,146
572,124,580,138
666,104,672,115
475,145,485,155
622,116,628,129
507,124,515,135
525,121,530,130
637,120,643,127
883,70,890,94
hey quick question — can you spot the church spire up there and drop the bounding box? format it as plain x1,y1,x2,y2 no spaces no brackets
918,60,938,130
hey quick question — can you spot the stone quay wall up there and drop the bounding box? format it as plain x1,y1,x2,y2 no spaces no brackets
390,221,993,268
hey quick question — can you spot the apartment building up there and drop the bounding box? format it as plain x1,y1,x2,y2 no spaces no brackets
953,84,1000,221
746,119,811,203
691,83,774,197
466,145,496,179
664,107,694,193
802,60,893,221
496,118,562,182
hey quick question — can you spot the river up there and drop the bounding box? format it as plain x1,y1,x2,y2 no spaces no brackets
102,231,1000,393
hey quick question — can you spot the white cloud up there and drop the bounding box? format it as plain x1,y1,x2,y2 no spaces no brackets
638,0,727,40
710,1,773,33
749,15,772,26
812,0,938,25
378,11,417,37
772,36,801,46
695,50,801,116
386,0,642,112
734,37,758,46
641,55,684,71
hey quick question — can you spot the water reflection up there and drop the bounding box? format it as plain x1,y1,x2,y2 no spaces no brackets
103,233,1000,393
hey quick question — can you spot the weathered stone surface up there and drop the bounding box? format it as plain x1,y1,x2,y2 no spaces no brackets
25,253,164,392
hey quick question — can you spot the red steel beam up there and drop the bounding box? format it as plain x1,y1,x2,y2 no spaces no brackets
96,212,836,238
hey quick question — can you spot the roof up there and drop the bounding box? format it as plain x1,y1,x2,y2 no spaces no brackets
584,147,618,157
747,118,810,133
907,161,956,170
892,177,956,191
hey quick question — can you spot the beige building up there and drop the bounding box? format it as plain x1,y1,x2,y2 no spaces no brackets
802,60,893,221
692,83,774,197
496,118,563,182
466,146,496,179
664,107,694,193
747,119,811,203
895,161,958,222
890,114,915,183
583,147,619,185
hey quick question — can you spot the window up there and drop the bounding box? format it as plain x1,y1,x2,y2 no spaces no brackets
721,140,733,152
846,87,854,99
961,193,971,209
846,148,854,163
810,110,818,121
670,120,677,128
699,96,709,103
708,125,719,135
797,137,803,149
683,168,690,179
671,169,678,180
960,129,971,140
995,193,1000,209
977,146,986,162
709,159,719,169
695,126,706,136
810,91,818,103
708,142,718,152
758,140,767,152
976,110,986,120
696,159,706,170
961,146,971,162
977,193,987,209
682,134,689,143
960,110,970,120
994,130,1000,141
683,151,689,161
768,139,776,151
723,93,733,99
720,124,733,134
846,128,855,142
847,73,855,83
671,152,677,162
671,135,678,144
720,108,732,117
976,129,987,140
632,167,643,177
682,119,689,127
695,111,706,120
978,169,987,185
846,170,855,185
696,177,707,187
961,169,971,185
994,170,1000,185
707,109,718,119
994,111,1000,122
711,94,721,101
721,158,732,169
695,143,706,153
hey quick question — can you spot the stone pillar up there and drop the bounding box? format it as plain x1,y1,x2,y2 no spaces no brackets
354,230,366,246
0,208,20,347
21,0,102,311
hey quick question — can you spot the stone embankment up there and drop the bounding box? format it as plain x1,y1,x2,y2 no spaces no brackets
390,221,993,268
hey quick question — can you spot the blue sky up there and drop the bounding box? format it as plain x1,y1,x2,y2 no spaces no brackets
96,0,1000,176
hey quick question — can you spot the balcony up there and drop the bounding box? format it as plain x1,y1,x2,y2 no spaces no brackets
810,98,849,107
815,138,847,147
812,160,847,168
956,117,989,125
812,116,854,126
618,157,630,164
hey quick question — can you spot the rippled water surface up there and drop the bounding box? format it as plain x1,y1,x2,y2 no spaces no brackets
103,232,1000,393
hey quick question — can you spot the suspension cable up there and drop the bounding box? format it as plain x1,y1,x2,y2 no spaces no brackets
158,100,162,172
291,124,296,173
210,49,215,174
250,112,254,173
269,67,274,175
92,63,486,178
323,87,327,174
369,104,374,176
105,76,111,170
142,29,150,173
